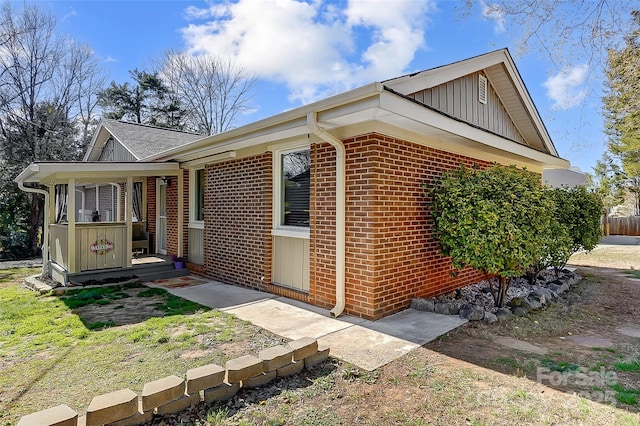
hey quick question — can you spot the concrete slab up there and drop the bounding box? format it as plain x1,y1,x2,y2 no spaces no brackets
165,280,469,371
365,309,468,345
494,336,549,355
223,298,363,340
617,326,640,338
599,236,640,246
158,281,276,310
566,335,614,348
319,325,420,371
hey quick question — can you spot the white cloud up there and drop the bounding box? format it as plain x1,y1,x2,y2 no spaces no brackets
543,64,589,110
61,7,77,22
481,2,505,34
180,0,433,104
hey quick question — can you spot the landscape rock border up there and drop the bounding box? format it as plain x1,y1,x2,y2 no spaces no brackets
411,271,582,323
17,337,330,426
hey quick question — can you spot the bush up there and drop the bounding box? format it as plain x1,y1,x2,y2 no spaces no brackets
0,212,30,260
529,186,603,280
431,163,553,307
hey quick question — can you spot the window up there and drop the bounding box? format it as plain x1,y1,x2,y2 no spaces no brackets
190,168,205,223
281,149,310,227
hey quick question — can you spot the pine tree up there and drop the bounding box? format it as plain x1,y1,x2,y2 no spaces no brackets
603,11,640,215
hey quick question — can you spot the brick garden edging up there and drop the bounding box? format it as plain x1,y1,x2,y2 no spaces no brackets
17,337,330,426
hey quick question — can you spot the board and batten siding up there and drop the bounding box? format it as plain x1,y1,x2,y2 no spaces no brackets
98,137,136,162
188,227,204,265
272,235,310,292
408,71,526,144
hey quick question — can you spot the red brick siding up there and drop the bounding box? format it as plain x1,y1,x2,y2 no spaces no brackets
161,170,190,259
202,154,272,290
182,169,189,259
312,133,492,320
309,144,337,311
165,176,179,257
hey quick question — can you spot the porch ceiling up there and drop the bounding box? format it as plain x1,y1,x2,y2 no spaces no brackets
14,161,181,185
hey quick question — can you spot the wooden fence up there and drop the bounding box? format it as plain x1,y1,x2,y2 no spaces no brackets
605,216,640,236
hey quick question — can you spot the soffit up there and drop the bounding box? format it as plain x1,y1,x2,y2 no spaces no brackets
15,162,181,185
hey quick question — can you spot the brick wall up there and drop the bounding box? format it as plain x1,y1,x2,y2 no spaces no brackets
166,176,179,257
160,170,190,259
202,154,272,290
312,133,491,320
182,169,189,259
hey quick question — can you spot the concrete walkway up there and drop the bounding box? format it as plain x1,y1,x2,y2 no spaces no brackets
153,279,467,371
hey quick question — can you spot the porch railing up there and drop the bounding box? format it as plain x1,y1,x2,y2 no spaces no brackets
50,223,128,272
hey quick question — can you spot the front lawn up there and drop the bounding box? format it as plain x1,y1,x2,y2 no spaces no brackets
0,268,284,424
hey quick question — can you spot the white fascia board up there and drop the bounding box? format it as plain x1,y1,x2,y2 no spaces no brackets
171,116,309,163
180,151,237,168
82,123,109,161
142,83,384,163
384,49,559,158
101,120,140,161
500,54,559,158
379,91,569,168
15,162,181,184
172,96,382,163
385,50,508,94
14,163,41,184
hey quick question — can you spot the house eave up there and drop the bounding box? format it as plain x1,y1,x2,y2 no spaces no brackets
373,91,568,169
15,162,181,185
142,82,386,163
138,87,567,171
383,48,560,158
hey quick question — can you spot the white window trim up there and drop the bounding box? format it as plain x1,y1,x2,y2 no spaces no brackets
189,167,205,228
271,228,310,239
272,142,310,234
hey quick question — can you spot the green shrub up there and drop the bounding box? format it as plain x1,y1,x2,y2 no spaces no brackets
527,186,603,282
0,212,30,260
430,164,553,307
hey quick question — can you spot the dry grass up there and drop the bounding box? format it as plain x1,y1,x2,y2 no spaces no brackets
3,256,640,425
569,244,640,270
0,269,284,425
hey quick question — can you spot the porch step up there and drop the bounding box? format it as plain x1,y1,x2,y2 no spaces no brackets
134,262,189,282
65,256,188,286
136,267,189,282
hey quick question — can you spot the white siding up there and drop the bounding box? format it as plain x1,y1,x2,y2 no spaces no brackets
409,71,526,145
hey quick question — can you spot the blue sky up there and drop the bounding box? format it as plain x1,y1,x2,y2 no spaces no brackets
44,0,606,173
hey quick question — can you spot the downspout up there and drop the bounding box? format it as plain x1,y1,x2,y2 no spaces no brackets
17,182,49,279
307,112,346,318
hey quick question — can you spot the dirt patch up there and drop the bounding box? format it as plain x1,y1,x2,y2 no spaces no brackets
73,288,166,327
152,276,208,288
425,266,640,412
150,263,639,425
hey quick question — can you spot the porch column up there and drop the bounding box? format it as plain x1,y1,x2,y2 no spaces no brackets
125,176,133,267
177,171,184,258
67,177,77,273
46,184,55,273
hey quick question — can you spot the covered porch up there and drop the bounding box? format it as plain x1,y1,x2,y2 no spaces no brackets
15,162,187,285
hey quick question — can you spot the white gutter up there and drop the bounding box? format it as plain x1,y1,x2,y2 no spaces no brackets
307,112,346,318
144,83,384,163
17,182,49,279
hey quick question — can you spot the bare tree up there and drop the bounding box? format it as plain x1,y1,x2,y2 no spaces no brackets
0,3,105,254
465,0,635,69
158,51,256,135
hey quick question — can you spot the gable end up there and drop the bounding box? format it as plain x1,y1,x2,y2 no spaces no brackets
405,71,531,147
97,137,137,162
